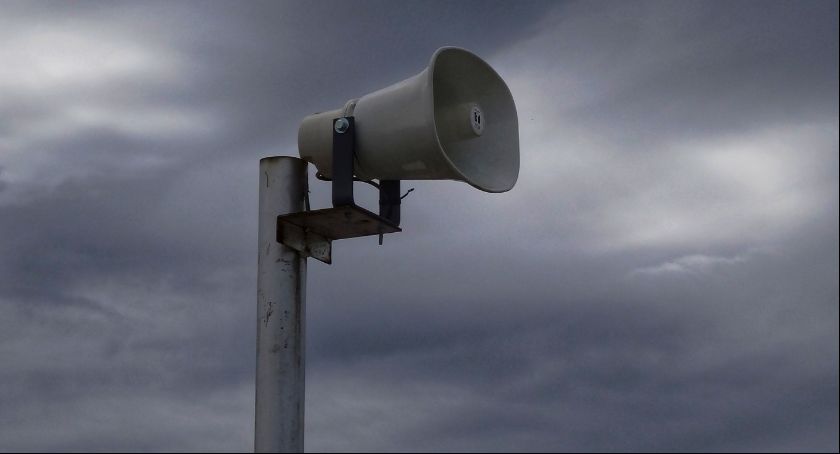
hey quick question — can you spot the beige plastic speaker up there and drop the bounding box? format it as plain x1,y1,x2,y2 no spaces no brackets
297,47,519,193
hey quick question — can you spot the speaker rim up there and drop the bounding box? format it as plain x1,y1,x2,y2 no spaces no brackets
426,46,520,193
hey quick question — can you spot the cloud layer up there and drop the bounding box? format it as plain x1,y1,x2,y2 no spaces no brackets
1,1,837,452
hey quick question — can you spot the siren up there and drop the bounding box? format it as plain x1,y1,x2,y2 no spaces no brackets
298,46,519,193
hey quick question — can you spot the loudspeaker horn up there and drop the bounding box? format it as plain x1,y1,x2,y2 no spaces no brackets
298,47,519,193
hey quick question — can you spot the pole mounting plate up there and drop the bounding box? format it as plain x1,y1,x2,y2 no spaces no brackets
277,204,400,264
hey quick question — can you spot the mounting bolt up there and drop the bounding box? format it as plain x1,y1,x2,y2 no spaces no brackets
334,117,350,134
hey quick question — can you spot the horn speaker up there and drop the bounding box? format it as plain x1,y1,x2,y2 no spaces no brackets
298,47,519,193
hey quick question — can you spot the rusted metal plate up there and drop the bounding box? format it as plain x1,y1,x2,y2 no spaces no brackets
277,221,332,264
277,206,400,265
277,205,401,242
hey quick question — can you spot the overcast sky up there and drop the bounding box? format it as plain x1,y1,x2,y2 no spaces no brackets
0,1,838,452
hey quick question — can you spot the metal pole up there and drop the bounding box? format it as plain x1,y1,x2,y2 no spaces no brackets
256,156,308,453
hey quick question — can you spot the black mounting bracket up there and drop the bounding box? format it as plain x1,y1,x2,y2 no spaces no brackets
276,116,402,264
331,117,402,226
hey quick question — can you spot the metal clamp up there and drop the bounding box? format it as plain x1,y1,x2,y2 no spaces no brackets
331,116,402,226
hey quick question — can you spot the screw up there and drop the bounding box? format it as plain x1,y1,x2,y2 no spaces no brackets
334,117,350,133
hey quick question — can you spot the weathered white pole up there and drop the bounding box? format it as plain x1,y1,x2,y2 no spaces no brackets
256,156,308,453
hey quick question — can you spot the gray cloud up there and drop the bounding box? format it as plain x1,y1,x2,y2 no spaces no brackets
0,1,837,452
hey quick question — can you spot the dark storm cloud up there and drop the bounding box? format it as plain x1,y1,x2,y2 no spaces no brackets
1,0,837,452
2,0,554,155
306,220,838,452
555,2,839,138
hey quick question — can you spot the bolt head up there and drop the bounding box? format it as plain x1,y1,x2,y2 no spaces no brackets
334,117,350,133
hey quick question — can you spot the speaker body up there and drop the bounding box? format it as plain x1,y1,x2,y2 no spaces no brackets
298,47,519,193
